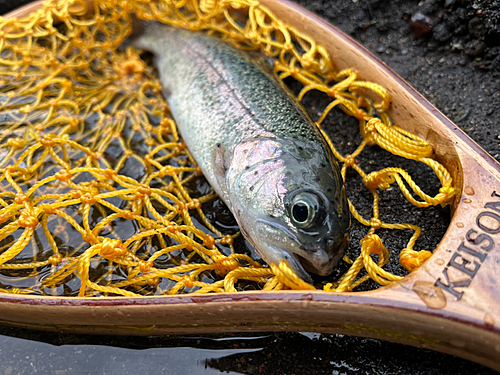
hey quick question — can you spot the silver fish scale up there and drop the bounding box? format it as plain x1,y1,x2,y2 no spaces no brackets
133,25,320,142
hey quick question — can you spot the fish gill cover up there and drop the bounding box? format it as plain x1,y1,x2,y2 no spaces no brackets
0,0,454,297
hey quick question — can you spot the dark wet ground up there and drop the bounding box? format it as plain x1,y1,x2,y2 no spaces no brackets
0,0,500,374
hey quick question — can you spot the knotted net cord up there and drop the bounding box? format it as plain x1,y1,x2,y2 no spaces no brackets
0,0,455,296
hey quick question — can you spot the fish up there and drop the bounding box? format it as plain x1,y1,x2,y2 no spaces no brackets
127,20,351,283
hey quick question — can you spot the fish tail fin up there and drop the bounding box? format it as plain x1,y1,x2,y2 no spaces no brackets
129,13,147,39
119,13,150,52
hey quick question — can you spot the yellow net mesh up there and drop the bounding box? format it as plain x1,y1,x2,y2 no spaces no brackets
0,0,455,297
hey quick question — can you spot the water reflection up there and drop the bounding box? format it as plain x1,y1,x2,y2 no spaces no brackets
0,325,495,375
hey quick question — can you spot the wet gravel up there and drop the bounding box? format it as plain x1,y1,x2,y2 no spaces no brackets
294,0,500,160
0,0,499,374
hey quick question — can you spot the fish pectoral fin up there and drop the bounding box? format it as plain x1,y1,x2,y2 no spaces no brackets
211,143,233,199
212,143,228,178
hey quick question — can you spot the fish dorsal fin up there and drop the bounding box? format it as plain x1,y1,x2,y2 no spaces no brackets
241,49,275,75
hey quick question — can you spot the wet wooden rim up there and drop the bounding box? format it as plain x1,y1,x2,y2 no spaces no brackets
2,0,500,371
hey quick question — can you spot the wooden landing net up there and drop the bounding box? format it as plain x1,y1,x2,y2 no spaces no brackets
0,0,454,297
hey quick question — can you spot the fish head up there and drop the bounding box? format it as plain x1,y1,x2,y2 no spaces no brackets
225,138,350,283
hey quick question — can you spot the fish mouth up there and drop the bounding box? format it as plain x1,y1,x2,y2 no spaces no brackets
250,242,313,283
299,233,348,275
254,219,345,283
297,248,345,276
288,252,314,284
253,219,313,283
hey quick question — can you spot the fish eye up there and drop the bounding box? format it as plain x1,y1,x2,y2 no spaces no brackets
289,191,327,230
292,201,309,223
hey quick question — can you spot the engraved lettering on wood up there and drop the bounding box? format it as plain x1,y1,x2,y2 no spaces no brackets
435,191,499,300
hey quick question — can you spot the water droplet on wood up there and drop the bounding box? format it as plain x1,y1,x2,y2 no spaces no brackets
464,186,475,195
484,313,495,326
413,281,447,309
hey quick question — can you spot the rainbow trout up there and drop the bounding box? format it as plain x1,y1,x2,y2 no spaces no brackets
129,22,350,282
